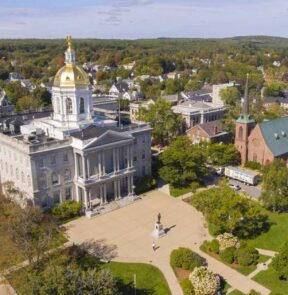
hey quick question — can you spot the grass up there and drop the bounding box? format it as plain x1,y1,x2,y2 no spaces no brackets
228,290,245,295
253,265,288,295
246,211,288,251
103,262,172,295
170,184,193,197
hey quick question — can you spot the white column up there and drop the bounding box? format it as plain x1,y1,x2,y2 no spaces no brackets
103,184,107,203
128,176,131,195
126,146,130,168
102,153,106,175
129,175,134,195
113,149,116,173
74,155,78,178
84,189,88,209
114,181,118,200
82,155,86,179
86,156,90,178
98,153,102,176
129,145,133,168
100,185,104,205
118,179,121,198
116,148,120,171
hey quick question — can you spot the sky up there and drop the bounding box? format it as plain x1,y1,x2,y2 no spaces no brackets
0,0,288,39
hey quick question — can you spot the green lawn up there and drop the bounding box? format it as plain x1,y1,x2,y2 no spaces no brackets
253,265,288,295
228,290,245,295
103,262,172,295
246,211,288,251
170,184,192,197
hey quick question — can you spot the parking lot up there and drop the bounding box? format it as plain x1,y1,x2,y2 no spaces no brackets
228,179,261,199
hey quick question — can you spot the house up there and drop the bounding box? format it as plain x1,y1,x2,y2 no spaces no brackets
109,82,129,98
186,120,231,144
161,94,180,105
166,72,180,80
172,100,226,128
9,72,23,81
181,88,213,102
263,97,288,110
122,91,143,101
130,99,155,123
21,80,37,92
121,61,135,71
0,89,13,116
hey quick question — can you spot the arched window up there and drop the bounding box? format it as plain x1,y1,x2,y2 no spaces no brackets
52,173,59,185
66,98,73,114
239,126,243,140
64,169,71,182
80,97,85,114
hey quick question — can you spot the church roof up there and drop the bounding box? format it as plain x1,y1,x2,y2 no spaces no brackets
259,116,288,157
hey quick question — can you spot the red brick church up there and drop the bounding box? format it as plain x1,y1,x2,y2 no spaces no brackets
235,75,288,165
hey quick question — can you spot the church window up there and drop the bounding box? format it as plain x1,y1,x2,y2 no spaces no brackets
80,97,85,114
239,126,243,140
66,98,73,114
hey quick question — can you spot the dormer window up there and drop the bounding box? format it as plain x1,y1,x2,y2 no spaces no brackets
282,131,286,137
274,133,279,140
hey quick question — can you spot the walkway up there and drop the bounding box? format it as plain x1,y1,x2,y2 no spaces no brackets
66,190,271,295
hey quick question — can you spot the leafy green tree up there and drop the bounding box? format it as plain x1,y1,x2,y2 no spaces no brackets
271,241,288,280
32,87,52,106
159,136,208,187
260,160,288,212
139,98,182,146
184,79,203,91
207,143,239,166
16,95,43,112
191,182,268,238
5,81,30,105
220,87,240,106
219,247,235,264
264,82,283,97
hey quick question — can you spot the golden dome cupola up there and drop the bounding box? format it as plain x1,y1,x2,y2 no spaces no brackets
53,36,90,88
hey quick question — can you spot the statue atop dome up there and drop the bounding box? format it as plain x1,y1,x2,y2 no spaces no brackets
66,35,73,49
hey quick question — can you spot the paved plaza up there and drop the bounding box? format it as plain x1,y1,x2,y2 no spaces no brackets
66,190,270,295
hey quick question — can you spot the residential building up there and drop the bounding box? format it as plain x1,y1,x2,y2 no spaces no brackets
186,120,231,144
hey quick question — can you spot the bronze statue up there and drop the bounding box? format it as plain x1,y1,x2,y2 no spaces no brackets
157,212,161,224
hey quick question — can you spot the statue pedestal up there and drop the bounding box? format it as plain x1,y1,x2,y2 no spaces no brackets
152,222,166,238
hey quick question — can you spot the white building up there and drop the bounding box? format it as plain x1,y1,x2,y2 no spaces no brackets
0,37,152,212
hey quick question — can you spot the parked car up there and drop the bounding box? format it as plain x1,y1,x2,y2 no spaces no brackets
229,183,241,191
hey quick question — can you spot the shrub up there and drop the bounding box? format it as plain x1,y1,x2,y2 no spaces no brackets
219,247,235,264
189,266,220,295
235,247,259,266
170,248,205,271
216,233,240,251
244,161,262,171
201,239,220,254
271,241,288,280
180,278,195,295
51,200,82,222
134,176,156,194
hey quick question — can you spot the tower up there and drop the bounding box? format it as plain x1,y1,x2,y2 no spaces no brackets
51,36,93,127
234,74,255,165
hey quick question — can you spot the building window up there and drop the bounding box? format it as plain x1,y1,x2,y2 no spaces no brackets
64,169,71,182
65,187,72,200
5,162,8,173
51,172,59,185
239,126,243,140
10,165,13,176
38,159,44,168
66,98,73,114
142,166,146,175
53,191,60,204
63,153,68,162
27,175,31,186
142,152,146,160
16,168,19,179
133,156,137,162
21,172,25,183
51,155,56,165
38,173,47,188
80,97,85,114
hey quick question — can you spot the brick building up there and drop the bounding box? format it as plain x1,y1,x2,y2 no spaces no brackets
235,75,288,165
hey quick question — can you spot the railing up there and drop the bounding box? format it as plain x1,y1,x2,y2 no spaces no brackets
77,167,135,185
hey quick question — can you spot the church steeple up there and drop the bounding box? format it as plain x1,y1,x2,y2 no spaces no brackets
242,73,249,117
234,73,255,165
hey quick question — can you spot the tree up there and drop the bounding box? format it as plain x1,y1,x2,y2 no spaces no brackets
32,87,52,106
159,136,208,187
271,241,288,280
16,95,43,112
4,81,30,105
191,182,268,238
7,206,64,264
260,160,288,212
207,143,239,166
139,98,182,146
220,87,240,106
264,82,283,97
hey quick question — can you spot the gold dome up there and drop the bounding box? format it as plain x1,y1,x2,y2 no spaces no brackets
53,64,90,88
53,36,90,88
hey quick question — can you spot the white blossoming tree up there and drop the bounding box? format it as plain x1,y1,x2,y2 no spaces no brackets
189,266,220,295
216,232,240,251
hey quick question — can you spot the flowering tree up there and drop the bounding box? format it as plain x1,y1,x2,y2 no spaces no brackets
216,233,240,251
189,266,220,295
